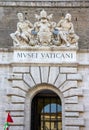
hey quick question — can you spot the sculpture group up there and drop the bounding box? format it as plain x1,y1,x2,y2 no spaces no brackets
10,10,79,47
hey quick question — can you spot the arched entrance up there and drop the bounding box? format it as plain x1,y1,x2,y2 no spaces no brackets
31,90,62,130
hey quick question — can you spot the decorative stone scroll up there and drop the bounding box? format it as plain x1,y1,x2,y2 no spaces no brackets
10,10,79,47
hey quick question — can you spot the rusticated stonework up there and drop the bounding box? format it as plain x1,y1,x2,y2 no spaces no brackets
0,46,84,130
0,1,89,130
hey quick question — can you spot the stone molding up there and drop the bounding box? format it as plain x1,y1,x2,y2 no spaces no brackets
1,48,89,66
0,1,89,7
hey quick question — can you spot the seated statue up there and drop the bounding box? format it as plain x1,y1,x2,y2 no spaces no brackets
56,13,79,47
10,13,33,46
10,11,79,48
34,9,56,45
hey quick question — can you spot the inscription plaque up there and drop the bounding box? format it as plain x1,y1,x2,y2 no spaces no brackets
14,51,76,64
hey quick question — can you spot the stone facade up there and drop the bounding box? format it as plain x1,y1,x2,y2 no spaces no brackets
0,47,89,130
0,1,89,130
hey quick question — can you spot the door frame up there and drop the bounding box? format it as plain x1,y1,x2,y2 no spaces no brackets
24,84,65,130
31,90,62,130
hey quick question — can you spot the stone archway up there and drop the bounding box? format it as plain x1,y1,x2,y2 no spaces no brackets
7,66,84,130
24,84,64,130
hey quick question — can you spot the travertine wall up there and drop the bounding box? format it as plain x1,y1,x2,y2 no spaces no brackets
0,48,89,130
0,0,89,49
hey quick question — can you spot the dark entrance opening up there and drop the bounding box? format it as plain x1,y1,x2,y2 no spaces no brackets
31,90,62,130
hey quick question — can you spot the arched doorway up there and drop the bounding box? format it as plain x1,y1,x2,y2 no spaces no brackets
31,90,62,130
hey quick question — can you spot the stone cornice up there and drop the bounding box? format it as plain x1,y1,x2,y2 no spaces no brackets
1,47,89,52
0,46,78,52
0,1,89,7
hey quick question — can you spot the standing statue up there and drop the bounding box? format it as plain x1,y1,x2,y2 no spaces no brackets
10,13,33,46
33,9,56,45
55,13,79,47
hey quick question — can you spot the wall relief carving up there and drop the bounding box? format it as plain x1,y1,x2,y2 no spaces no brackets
10,10,79,47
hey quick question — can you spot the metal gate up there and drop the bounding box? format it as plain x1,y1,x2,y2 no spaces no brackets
31,90,62,130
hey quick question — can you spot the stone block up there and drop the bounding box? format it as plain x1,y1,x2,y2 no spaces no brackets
11,111,24,117
48,67,59,84
65,126,79,130
23,73,35,88
63,88,83,97
11,96,25,103
40,67,49,83
65,112,79,117
67,74,82,81
7,88,26,97
65,118,84,126
13,67,29,73
8,74,22,80
11,117,24,125
54,74,66,88
9,126,24,130
60,81,77,92
84,104,89,111
6,104,24,111
30,66,41,84
60,67,77,73
65,96,78,104
65,104,84,112
12,80,30,92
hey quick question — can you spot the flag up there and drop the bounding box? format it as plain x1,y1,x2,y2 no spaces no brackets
6,112,13,123
4,122,9,130
4,112,13,130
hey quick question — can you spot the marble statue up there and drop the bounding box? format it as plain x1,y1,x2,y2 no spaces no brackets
55,13,79,47
10,13,33,46
10,10,79,47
